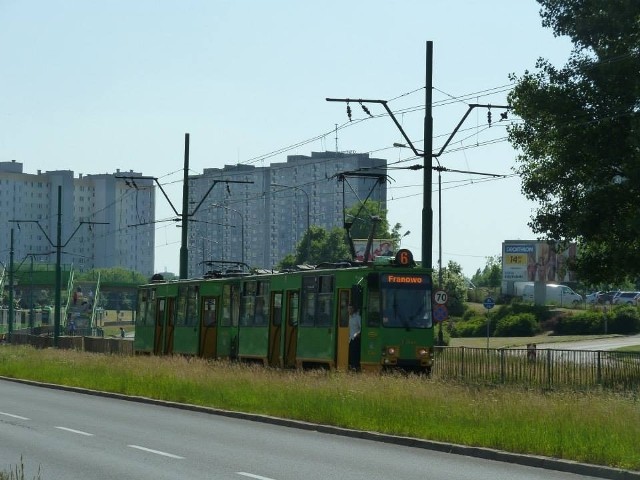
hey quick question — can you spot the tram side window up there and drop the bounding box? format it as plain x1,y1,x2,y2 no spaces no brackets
272,293,283,327
254,295,268,325
221,285,232,327
316,275,333,326
240,295,254,326
156,299,165,327
136,290,147,326
147,297,156,327
231,285,240,327
367,290,381,327
289,292,299,326
316,293,332,326
176,286,188,327
300,292,316,326
240,282,256,326
185,286,198,327
255,281,269,326
203,298,216,327
338,290,350,328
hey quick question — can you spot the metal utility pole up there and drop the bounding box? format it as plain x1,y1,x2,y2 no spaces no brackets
327,41,434,269
180,133,191,279
423,41,433,270
117,134,253,279
11,186,107,346
8,229,14,341
327,41,510,272
177,134,253,279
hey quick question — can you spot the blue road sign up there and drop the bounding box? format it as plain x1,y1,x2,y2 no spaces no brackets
483,297,495,310
433,304,448,322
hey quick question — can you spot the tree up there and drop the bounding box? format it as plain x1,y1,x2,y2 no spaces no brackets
77,267,148,285
471,256,502,288
435,261,468,317
277,200,405,267
508,0,640,283
277,226,352,268
344,200,393,240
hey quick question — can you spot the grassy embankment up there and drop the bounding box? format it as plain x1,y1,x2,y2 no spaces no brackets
0,345,638,472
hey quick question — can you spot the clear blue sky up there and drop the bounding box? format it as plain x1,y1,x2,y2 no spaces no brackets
0,0,573,276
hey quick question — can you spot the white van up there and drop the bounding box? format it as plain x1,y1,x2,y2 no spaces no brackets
522,283,583,307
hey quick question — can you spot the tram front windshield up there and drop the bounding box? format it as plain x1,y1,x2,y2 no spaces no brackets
381,275,432,329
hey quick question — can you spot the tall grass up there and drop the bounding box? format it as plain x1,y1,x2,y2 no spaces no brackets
1,345,638,471
0,457,40,480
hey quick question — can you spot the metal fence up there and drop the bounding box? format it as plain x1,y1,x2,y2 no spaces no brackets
433,346,640,390
9,329,134,356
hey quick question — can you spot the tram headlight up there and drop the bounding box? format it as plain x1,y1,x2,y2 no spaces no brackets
417,347,428,357
385,346,397,357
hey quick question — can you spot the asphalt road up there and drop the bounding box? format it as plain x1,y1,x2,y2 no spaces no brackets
534,334,640,351
1,379,635,480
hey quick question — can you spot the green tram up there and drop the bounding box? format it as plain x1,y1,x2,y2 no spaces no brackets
134,249,434,373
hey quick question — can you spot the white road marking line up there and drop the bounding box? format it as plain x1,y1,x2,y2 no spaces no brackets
128,445,184,459
55,426,94,436
237,473,276,480
0,412,30,420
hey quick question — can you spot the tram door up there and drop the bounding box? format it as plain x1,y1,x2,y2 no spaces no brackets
283,290,299,368
267,291,283,367
199,296,218,359
163,297,176,355
336,289,351,370
153,298,166,355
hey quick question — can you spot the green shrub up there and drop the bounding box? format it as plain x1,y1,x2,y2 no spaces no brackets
462,309,477,321
552,306,640,335
450,317,487,337
494,313,539,337
609,306,640,334
493,303,553,323
554,311,602,335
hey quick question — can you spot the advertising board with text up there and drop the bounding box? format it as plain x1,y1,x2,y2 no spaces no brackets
502,240,577,283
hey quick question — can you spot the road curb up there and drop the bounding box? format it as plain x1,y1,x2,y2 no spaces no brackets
2,375,638,480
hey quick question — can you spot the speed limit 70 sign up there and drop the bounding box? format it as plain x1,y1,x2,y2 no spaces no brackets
434,290,448,305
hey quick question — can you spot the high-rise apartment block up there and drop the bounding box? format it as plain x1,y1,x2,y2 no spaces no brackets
1,151,386,279
0,161,155,276
187,151,387,277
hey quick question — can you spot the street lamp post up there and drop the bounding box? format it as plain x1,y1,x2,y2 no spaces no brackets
399,230,411,248
271,183,310,261
211,203,245,264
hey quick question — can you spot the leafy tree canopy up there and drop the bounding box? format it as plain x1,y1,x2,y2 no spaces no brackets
471,255,502,288
76,267,148,285
434,260,468,317
278,226,352,268
345,200,393,240
508,0,640,284
277,200,404,267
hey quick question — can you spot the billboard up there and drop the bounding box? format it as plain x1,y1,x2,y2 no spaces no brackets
502,240,578,283
353,239,394,261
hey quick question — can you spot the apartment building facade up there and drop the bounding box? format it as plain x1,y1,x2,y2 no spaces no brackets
0,161,155,276
187,151,387,277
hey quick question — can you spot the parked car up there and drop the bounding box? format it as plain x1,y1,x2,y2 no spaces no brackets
586,291,602,304
522,283,583,307
613,291,640,306
597,291,621,304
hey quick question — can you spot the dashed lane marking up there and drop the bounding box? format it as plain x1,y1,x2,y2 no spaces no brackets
128,445,184,459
